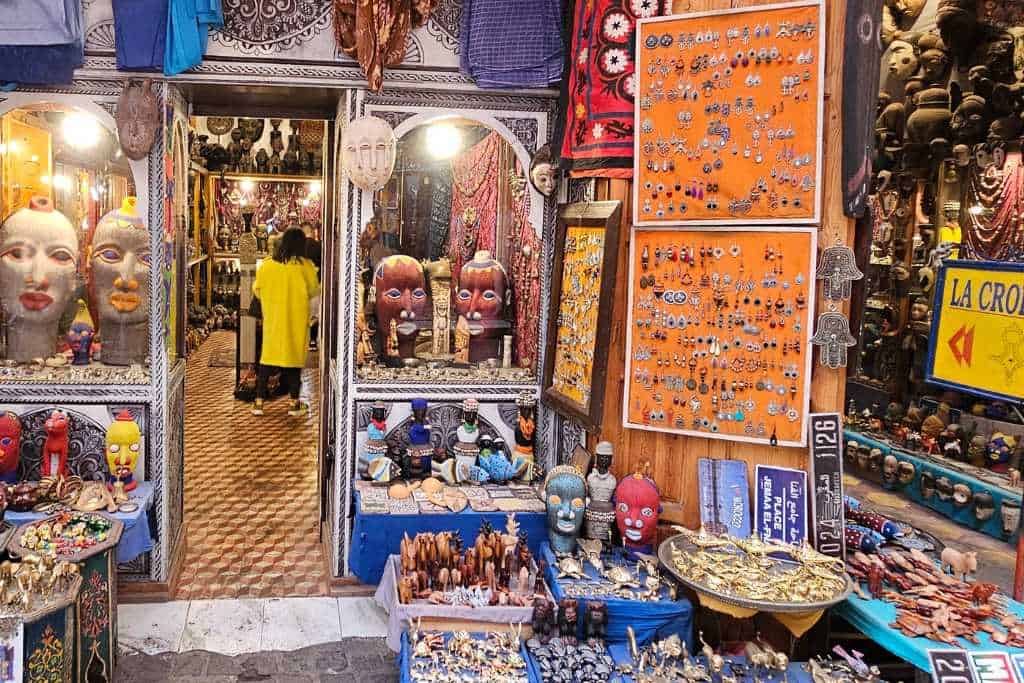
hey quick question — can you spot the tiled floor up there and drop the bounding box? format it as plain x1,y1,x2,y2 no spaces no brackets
118,597,389,656
176,331,327,600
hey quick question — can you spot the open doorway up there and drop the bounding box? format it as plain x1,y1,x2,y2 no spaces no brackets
176,109,331,600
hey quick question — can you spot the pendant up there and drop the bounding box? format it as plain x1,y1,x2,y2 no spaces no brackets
810,311,857,369
816,245,863,302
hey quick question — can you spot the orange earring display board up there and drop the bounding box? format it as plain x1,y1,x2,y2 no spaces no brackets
623,227,817,447
634,1,825,226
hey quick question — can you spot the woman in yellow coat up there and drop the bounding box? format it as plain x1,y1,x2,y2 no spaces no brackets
251,228,319,416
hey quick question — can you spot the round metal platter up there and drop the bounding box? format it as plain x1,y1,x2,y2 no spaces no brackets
657,534,854,613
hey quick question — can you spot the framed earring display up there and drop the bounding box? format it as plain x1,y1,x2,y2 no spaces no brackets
623,226,817,447
634,0,825,226
542,201,622,431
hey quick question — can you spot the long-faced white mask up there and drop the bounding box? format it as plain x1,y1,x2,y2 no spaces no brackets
0,196,79,327
343,116,396,192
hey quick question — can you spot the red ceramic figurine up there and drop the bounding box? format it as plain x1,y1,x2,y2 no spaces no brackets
0,411,21,484
42,410,70,477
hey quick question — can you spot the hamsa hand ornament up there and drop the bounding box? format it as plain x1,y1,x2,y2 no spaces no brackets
810,312,857,369
816,245,863,301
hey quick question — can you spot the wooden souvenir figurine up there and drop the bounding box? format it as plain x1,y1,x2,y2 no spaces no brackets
373,254,428,362
513,392,537,482
455,250,510,363
585,441,617,541
614,469,662,555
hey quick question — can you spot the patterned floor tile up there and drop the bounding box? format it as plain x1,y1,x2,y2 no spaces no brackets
176,332,327,600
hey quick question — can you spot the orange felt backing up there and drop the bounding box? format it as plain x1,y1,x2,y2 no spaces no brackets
625,228,815,446
635,2,824,223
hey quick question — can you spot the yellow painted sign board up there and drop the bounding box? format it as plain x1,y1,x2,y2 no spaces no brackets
927,261,1024,403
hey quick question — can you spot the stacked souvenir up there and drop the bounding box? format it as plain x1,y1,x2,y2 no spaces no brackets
404,624,529,683
10,512,120,562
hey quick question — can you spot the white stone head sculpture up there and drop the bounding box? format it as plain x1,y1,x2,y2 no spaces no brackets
343,116,396,192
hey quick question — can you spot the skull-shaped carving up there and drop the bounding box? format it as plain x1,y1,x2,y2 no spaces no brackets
920,470,936,499
936,476,954,501
845,440,859,463
342,116,397,192
897,461,916,486
973,492,994,522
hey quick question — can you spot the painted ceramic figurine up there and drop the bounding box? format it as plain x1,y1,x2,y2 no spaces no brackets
453,398,481,470
373,254,428,360
543,465,587,555
585,441,617,542
0,411,21,484
359,401,399,481
614,471,662,555
986,433,1017,473
105,409,142,491
42,410,70,478
406,398,433,476
88,197,150,366
514,392,536,482
0,197,80,362
66,299,96,365
455,250,509,363
478,435,528,483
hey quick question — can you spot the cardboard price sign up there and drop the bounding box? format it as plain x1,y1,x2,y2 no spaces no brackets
927,261,1024,403
623,227,816,446
634,0,825,225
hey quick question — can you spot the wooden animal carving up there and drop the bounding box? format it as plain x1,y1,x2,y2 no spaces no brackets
940,547,977,581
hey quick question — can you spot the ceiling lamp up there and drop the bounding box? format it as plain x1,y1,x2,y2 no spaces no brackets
426,123,462,160
62,112,101,149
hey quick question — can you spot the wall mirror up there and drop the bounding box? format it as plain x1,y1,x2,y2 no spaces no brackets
354,116,542,385
0,102,148,383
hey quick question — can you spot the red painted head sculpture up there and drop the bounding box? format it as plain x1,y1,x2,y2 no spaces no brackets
614,472,661,553
0,412,21,483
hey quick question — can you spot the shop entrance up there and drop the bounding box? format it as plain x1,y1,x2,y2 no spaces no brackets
173,86,339,600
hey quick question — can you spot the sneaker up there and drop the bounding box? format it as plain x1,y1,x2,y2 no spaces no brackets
288,401,308,417
251,399,265,416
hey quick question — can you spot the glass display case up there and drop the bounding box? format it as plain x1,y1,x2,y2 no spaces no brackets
354,118,541,384
0,103,148,384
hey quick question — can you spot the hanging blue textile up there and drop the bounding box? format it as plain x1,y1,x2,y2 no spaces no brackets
112,0,169,71
460,0,563,88
164,0,223,77
0,0,83,85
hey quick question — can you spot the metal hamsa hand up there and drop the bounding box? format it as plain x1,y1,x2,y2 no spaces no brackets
810,312,857,369
816,245,863,302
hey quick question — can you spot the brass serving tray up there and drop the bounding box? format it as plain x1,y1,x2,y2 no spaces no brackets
657,533,853,613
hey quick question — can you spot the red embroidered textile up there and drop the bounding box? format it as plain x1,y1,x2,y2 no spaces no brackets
448,132,501,284
559,0,668,176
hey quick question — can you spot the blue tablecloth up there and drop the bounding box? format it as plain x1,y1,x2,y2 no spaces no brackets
351,491,547,584
605,647,813,683
540,542,693,648
845,431,1021,541
836,590,1024,672
6,481,155,565
399,630,539,683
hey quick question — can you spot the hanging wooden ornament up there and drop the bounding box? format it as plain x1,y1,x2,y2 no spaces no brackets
115,79,160,161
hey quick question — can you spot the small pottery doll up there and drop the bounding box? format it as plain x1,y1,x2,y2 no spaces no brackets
0,197,80,362
614,472,662,554
585,441,617,541
478,436,528,483
42,410,70,478
453,398,481,470
513,392,536,481
406,398,433,477
359,401,400,481
544,465,587,555
66,299,95,365
105,409,142,491
1002,500,1021,538
88,197,151,366
367,401,387,441
986,433,1017,473
0,412,21,484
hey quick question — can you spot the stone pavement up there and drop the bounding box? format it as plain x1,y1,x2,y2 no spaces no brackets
116,638,399,682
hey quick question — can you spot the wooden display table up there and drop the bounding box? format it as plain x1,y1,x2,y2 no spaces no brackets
8,512,124,682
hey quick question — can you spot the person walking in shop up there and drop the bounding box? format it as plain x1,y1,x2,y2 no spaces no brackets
301,221,322,351
251,227,319,417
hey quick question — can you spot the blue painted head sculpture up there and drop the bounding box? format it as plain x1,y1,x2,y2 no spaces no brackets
544,465,587,555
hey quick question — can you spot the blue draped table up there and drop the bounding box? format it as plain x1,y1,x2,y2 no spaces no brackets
844,430,1021,541
350,491,546,584
5,481,155,565
399,630,539,683
835,591,1024,672
540,542,693,648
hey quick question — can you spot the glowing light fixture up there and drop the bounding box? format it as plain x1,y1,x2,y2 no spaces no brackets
968,204,985,215
40,175,51,185
240,179,255,192
426,123,462,159
62,112,101,149
308,180,322,196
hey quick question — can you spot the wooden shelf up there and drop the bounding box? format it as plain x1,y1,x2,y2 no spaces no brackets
187,255,208,267
189,161,209,176
219,172,321,184
215,252,270,260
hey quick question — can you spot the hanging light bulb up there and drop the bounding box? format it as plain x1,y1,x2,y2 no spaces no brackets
62,112,101,149
968,204,985,215
426,123,462,159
